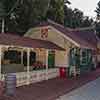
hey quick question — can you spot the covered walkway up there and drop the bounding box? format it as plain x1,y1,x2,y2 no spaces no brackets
1,68,100,100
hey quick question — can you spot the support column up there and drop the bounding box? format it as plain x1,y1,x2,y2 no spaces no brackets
27,48,30,85
21,50,23,65
0,46,2,80
80,49,82,65
73,48,76,77
45,50,48,80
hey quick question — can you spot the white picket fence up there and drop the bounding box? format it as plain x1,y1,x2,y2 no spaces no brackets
1,68,59,87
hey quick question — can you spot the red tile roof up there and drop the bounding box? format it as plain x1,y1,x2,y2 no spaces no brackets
0,33,65,51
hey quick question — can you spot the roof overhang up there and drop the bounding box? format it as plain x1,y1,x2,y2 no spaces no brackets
0,33,65,51
49,26,97,50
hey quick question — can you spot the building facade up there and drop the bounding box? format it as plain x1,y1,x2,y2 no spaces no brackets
25,20,99,76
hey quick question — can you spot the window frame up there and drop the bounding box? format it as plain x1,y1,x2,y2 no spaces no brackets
80,49,87,65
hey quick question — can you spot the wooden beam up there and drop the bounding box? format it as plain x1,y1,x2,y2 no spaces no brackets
46,50,48,80
27,48,30,85
21,50,23,65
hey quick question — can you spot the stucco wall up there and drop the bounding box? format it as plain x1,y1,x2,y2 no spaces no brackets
34,49,46,65
55,50,69,67
25,26,66,48
25,26,73,67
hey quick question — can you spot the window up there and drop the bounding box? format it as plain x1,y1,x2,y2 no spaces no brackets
23,51,36,66
4,50,21,64
30,51,36,66
80,49,87,65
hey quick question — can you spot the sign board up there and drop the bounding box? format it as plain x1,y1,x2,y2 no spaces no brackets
41,27,48,39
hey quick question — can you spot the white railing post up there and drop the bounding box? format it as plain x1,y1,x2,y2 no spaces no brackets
21,50,23,65
46,50,48,80
27,48,30,85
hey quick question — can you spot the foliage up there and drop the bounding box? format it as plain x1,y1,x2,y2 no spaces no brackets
47,0,65,24
0,0,94,35
72,8,83,28
95,1,100,17
95,1,100,38
64,6,93,28
0,0,50,35
0,1,6,18
64,7,84,28
95,22,100,38
81,16,93,27
64,6,73,27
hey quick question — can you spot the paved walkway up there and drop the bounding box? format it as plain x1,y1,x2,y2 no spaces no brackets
0,68,100,100
58,77,100,100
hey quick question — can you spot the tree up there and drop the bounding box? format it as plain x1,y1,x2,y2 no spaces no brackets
95,1,100,18
31,0,50,24
95,1,100,38
81,16,93,27
47,0,71,24
0,1,5,18
0,1,6,33
95,22,100,38
64,7,84,28
1,0,71,34
72,8,83,28
0,0,93,35
64,7,93,28
47,0,64,24
64,6,73,27
64,0,71,4
1,0,50,35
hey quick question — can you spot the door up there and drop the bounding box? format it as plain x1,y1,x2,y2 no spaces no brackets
48,51,55,68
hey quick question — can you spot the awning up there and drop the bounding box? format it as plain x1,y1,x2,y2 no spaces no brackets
0,33,65,51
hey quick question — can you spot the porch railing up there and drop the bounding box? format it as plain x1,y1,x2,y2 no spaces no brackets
1,68,59,87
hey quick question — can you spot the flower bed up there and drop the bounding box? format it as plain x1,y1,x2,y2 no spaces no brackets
32,61,46,70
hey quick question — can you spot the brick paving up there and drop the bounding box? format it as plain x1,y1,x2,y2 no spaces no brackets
0,68,100,100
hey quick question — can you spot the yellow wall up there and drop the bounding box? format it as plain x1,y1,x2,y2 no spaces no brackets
55,51,69,67
25,26,70,48
25,26,74,67
33,49,46,65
